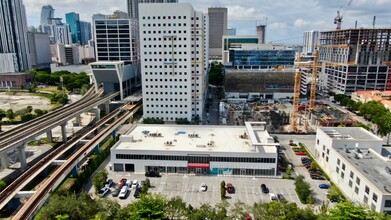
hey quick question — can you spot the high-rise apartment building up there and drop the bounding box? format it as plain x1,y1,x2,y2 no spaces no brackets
303,30,319,55
206,7,227,60
318,28,391,95
66,12,81,44
80,21,92,45
0,0,30,73
27,32,51,69
139,3,209,122
127,0,178,19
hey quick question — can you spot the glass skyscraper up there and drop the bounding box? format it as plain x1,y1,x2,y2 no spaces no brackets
65,12,81,44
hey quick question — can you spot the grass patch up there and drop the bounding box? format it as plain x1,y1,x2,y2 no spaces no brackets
299,142,330,181
37,86,59,93
57,178,77,194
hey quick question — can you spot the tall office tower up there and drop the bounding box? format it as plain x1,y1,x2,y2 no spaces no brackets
303,30,318,55
139,3,209,122
66,12,81,44
206,7,227,60
79,21,92,45
127,0,178,19
256,25,266,44
54,23,72,45
40,5,54,26
0,0,30,73
318,28,391,95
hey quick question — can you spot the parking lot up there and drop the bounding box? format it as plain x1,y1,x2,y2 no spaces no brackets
90,170,305,208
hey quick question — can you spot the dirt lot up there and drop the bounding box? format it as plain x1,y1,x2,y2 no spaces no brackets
0,92,52,111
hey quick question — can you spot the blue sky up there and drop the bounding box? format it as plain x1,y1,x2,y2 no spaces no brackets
25,0,391,44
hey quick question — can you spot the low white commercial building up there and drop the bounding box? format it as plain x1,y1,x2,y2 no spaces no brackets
315,127,391,213
111,122,279,176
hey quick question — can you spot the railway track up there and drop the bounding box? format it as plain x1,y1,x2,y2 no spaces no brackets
11,101,141,219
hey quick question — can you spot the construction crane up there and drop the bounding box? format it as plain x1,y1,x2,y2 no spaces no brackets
334,0,353,30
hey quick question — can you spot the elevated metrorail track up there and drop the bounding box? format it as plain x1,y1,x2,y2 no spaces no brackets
11,101,142,220
0,87,120,155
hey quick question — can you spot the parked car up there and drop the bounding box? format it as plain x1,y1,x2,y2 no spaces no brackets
133,180,138,187
118,186,128,199
319,184,331,189
98,186,110,197
134,187,141,198
310,174,326,180
125,180,133,188
145,171,160,177
105,179,113,188
269,193,278,201
111,188,120,197
330,196,344,203
310,170,323,176
301,157,310,161
120,178,127,185
116,183,125,189
277,194,286,202
304,165,311,169
295,151,307,156
200,183,207,192
261,184,269,194
302,161,311,166
226,183,235,194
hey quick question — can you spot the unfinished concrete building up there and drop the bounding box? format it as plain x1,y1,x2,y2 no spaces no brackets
318,28,391,95
310,106,356,127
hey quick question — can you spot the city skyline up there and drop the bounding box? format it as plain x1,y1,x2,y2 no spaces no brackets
24,0,390,44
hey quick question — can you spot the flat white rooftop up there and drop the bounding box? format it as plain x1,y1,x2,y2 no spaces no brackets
115,123,278,154
320,127,382,141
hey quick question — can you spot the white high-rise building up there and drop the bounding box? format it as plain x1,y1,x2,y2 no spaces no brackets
303,30,319,55
139,3,209,122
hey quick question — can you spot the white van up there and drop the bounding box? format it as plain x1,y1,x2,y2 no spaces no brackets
118,186,128,199
269,193,278,201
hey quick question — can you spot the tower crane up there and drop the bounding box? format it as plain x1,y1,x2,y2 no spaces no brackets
334,0,353,30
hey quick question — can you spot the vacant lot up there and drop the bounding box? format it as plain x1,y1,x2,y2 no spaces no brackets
0,92,52,111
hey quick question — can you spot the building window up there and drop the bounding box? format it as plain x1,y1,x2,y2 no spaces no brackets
323,145,325,151
356,177,361,185
355,186,359,194
350,171,354,179
326,156,329,162
337,159,340,165
341,172,344,179
349,180,353,188
385,200,391,207
317,139,319,145
365,186,370,194
336,167,340,174
322,152,325,158
373,193,378,202
327,149,330,155
342,163,346,171
364,196,368,204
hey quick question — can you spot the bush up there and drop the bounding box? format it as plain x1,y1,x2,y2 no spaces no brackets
294,175,313,204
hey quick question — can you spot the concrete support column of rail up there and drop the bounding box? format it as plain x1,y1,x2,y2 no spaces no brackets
0,153,9,169
94,143,101,154
72,165,78,177
61,123,67,143
112,130,116,138
46,130,53,143
76,115,82,126
92,107,100,121
105,102,110,114
18,146,27,170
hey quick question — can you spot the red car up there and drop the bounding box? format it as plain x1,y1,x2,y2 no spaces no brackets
295,151,307,156
226,183,235,194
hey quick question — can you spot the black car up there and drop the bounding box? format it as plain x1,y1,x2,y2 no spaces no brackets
277,194,286,202
134,187,141,198
111,188,120,197
261,184,269,194
145,171,160,177
310,174,326,180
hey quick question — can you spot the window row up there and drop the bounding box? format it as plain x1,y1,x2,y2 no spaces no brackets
143,23,187,27
144,44,190,48
142,30,187,34
144,37,187,41
142,16,187,20
144,78,187,82
145,72,188,76
144,65,188,69
146,111,189,114
115,154,276,163
145,98,188,101
145,85,187,88
145,91,188,95
146,104,188,108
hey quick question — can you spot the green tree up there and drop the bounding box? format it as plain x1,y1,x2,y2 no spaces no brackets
353,121,372,131
229,201,250,220
375,112,391,145
34,109,44,117
94,198,121,220
220,180,226,200
55,214,69,220
0,180,7,191
165,196,187,219
294,175,313,204
6,109,14,119
145,178,151,187
252,201,317,220
329,202,388,220
116,194,167,219
92,169,108,193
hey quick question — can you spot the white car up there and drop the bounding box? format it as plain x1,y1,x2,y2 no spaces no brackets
132,180,138,187
118,186,128,199
200,183,207,192
98,186,110,197
269,193,278,201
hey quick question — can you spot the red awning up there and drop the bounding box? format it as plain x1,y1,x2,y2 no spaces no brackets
187,163,210,168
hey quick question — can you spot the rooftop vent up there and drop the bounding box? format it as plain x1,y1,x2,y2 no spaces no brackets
188,133,199,138
196,145,206,148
